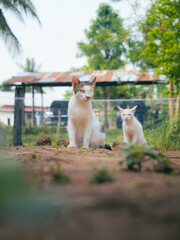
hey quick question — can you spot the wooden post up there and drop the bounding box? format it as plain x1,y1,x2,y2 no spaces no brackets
40,86,44,125
175,94,179,119
103,87,108,129
13,85,25,146
32,85,35,126
107,86,112,129
168,82,174,122
57,109,61,139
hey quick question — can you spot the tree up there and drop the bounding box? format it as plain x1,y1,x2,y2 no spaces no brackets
77,3,128,128
18,57,42,72
77,3,128,70
139,0,180,87
138,0,180,120
0,0,40,54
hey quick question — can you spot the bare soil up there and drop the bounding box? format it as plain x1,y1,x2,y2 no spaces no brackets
1,145,180,240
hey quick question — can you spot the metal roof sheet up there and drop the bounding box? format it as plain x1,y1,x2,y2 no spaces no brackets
4,70,167,86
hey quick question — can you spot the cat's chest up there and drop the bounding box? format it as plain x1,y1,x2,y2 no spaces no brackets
123,122,136,134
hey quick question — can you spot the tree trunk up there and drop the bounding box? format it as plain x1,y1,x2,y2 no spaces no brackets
149,85,154,129
57,109,61,139
168,82,174,122
107,86,112,129
103,87,108,129
175,94,180,119
32,86,35,126
41,87,44,126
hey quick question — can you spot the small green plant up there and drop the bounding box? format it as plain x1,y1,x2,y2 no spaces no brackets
32,152,36,159
53,168,69,184
121,144,174,174
91,165,115,184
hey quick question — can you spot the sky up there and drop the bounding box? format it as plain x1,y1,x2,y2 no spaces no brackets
0,0,148,101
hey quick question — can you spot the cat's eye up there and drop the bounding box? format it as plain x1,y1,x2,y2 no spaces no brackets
128,114,131,116
79,90,85,93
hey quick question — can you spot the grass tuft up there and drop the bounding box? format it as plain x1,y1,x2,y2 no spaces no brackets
121,144,174,174
91,165,115,184
53,168,69,184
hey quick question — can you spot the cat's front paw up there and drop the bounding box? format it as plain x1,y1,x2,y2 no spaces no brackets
68,143,77,148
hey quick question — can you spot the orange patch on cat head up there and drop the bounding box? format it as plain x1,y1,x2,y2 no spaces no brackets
72,76,81,87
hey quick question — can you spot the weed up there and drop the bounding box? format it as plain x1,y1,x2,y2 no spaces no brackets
91,165,115,184
121,144,174,174
32,152,36,159
53,168,69,184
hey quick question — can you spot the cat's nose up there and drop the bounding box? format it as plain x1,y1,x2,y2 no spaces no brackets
86,96,90,100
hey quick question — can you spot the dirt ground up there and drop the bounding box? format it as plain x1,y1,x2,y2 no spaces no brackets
1,145,180,240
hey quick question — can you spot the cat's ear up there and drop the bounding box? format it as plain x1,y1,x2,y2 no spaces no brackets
88,77,96,86
131,105,137,113
72,76,81,87
118,106,124,113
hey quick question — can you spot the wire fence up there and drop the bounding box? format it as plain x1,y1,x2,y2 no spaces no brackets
0,96,179,147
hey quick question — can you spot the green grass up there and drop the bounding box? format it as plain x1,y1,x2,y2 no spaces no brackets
53,168,69,184
91,165,115,184
105,129,123,145
2,119,180,150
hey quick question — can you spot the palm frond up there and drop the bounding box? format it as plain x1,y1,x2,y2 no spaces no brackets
0,9,21,54
14,0,41,24
0,0,24,22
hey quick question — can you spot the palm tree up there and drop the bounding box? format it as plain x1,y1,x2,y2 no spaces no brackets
0,0,40,54
18,57,42,72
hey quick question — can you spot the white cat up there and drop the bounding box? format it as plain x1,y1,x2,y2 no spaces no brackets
67,76,105,148
118,105,146,145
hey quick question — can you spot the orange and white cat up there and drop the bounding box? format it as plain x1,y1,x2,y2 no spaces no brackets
118,105,146,145
67,76,105,148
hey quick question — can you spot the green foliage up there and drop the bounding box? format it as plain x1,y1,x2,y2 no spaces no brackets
77,3,128,70
138,0,180,90
0,0,41,54
160,119,180,150
0,123,8,146
64,89,73,99
91,165,115,184
53,168,69,184
0,83,13,91
94,84,148,99
121,144,174,173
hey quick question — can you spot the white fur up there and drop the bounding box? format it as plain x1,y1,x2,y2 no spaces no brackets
67,85,105,148
118,106,146,145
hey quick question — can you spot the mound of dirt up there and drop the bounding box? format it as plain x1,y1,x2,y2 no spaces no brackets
112,141,125,150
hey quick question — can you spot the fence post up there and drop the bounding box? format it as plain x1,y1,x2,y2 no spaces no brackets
103,86,108,129
13,85,25,146
32,85,35,126
41,86,44,125
57,109,61,139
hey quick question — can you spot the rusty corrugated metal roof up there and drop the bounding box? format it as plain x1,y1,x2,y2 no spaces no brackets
4,70,167,86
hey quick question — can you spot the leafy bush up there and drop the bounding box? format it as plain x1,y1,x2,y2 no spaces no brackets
91,165,115,184
120,144,174,173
